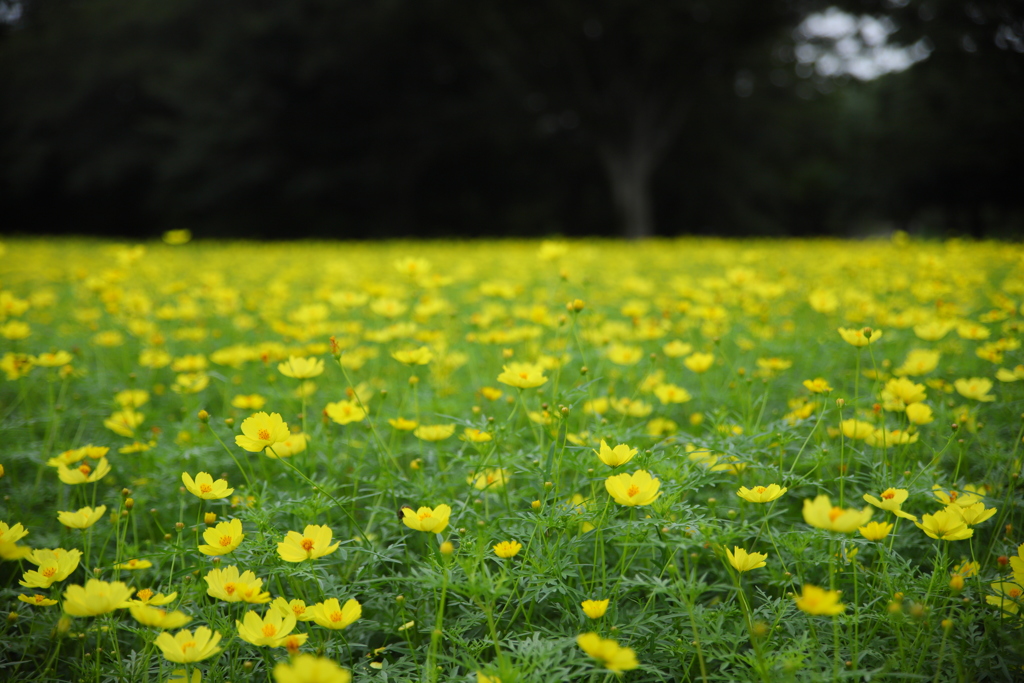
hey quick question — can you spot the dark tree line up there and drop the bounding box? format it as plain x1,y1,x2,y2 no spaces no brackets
1,0,1022,239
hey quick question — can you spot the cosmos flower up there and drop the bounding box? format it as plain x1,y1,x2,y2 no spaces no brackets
605,471,661,507
277,525,340,562
181,472,233,500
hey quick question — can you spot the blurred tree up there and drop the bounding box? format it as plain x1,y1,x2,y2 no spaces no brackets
467,1,807,238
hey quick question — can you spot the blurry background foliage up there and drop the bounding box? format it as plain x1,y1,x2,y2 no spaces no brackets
0,0,1021,240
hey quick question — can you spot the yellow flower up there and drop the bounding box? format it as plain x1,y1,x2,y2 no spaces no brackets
476,674,501,683
0,520,28,546
277,525,340,562
272,597,314,622
232,394,268,410
594,440,637,468
131,589,177,606
468,469,509,491
324,400,367,425
932,484,985,507
461,427,493,443
237,609,305,648
725,546,767,572
235,412,291,453
905,403,934,425
862,488,917,521
57,457,111,485
915,507,973,541
401,504,451,534
802,378,833,393
838,327,882,347
957,502,997,526
310,598,361,630
62,579,133,616
880,377,927,411
273,654,352,683
581,599,609,619
20,548,81,588
391,347,433,365
802,494,872,533
55,505,105,530
278,355,324,378
576,632,639,673
605,470,661,507
18,594,58,607
35,350,74,368
265,432,308,458
858,521,894,541
104,409,144,437
496,362,548,389
199,519,245,556
684,352,715,373
1010,543,1024,576
154,627,223,663
181,472,234,500
894,349,940,377
736,484,787,503
129,604,192,630
389,417,419,431
115,558,153,570
172,372,209,395
986,580,1024,616
795,584,845,615
606,343,643,366
608,396,653,417
653,383,692,404
492,541,522,559
663,340,693,357
913,320,954,341
413,424,455,441
840,419,874,440
204,566,272,603
954,377,995,401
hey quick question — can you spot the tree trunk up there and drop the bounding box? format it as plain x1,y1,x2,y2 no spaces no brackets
599,101,685,240
601,145,656,240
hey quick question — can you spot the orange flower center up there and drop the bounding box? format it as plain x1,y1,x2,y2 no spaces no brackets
519,372,528,379
78,464,92,476
224,582,237,595
330,610,343,622
292,605,306,616
32,595,45,604
127,559,138,567
137,589,154,601
42,566,57,578
219,535,233,547
285,636,301,653
754,486,766,494
199,483,213,493
262,624,278,637
1009,588,1022,599
882,490,896,500
418,511,433,520
258,429,271,441
829,507,844,522
301,538,315,551
948,491,959,502
181,641,196,653
627,485,640,498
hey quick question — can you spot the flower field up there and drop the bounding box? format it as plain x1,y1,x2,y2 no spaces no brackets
1,235,1023,682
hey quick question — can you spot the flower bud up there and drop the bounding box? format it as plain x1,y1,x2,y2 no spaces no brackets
439,541,454,555
204,512,217,525
197,409,209,423
531,500,541,510
124,498,134,510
